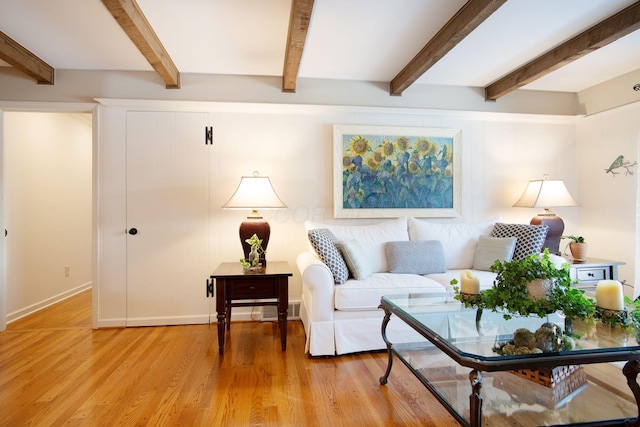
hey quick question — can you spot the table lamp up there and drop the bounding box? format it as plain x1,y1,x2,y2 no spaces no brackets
222,171,287,263
513,174,579,255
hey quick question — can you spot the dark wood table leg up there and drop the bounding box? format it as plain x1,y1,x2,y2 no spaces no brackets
277,276,288,350
215,278,226,355
623,360,640,427
469,369,483,427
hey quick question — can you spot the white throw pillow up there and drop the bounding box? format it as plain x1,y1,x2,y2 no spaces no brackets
408,217,499,270
305,217,409,272
336,239,372,280
472,235,517,271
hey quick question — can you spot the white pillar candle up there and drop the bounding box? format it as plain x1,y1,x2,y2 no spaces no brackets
460,270,480,294
595,280,624,311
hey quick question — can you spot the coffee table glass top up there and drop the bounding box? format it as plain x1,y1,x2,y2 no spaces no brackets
380,292,640,426
382,293,640,368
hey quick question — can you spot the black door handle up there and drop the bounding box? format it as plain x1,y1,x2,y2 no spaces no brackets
128,228,138,235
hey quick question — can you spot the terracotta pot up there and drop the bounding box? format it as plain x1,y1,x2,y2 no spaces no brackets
569,242,588,261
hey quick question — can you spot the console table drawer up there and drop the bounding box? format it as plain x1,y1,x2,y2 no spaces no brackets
229,280,276,299
575,267,608,283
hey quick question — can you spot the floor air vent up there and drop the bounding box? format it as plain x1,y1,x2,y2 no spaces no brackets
261,302,300,321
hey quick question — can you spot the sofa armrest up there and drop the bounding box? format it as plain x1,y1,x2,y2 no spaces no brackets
296,251,336,322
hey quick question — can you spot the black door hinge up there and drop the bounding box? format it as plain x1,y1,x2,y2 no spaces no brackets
205,126,213,145
206,278,214,297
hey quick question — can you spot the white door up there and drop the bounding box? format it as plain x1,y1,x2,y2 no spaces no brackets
126,111,211,326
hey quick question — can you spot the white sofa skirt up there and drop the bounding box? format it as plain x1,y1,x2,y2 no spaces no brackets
300,294,433,356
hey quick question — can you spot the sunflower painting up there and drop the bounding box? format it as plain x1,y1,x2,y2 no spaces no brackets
333,125,461,218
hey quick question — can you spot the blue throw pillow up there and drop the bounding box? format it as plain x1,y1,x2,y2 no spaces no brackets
385,240,446,274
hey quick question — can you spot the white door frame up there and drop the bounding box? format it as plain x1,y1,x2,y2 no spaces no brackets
0,101,97,331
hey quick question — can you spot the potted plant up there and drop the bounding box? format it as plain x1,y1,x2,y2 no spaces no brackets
481,249,595,324
239,233,265,271
562,235,588,261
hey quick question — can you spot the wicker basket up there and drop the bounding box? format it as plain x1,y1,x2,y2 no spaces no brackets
496,366,587,408
510,365,581,388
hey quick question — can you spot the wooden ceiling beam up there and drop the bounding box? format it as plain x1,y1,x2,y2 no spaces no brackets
282,0,315,93
485,2,640,100
0,31,54,84
101,0,180,89
390,0,507,96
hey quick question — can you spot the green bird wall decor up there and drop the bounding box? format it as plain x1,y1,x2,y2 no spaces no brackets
605,155,637,176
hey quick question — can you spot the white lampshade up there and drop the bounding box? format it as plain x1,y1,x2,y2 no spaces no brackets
513,175,579,255
513,177,578,209
222,172,287,210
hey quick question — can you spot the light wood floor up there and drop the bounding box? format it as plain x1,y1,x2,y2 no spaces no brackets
0,290,457,426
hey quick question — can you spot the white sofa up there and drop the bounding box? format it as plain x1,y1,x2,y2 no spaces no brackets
297,216,556,356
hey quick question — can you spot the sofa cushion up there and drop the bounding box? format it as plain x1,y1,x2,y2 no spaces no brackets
490,223,549,260
407,217,499,270
472,235,517,271
337,239,372,280
334,273,447,311
307,228,349,284
305,217,409,273
386,241,446,275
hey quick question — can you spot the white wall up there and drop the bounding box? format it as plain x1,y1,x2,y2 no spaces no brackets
578,69,640,116
96,100,579,326
576,102,640,297
4,112,92,322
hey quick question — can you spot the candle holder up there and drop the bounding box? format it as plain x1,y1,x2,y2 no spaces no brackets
595,306,628,325
459,292,482,306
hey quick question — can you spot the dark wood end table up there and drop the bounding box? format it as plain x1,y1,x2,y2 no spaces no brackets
209,261,292,355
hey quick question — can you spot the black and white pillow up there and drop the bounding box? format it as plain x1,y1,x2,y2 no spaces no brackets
308,228,349,284
490,223,549,260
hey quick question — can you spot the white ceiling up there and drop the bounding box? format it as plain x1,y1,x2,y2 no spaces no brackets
1,0,639,94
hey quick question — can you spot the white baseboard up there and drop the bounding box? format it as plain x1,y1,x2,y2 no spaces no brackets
96,318,126,328
6,282,92,324
125,315,210,327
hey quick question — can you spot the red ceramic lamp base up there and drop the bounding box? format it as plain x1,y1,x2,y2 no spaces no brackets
530,213,564,255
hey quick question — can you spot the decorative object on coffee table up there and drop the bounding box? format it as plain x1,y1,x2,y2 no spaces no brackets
595,279,628,325
495,367,588,408
513,175,579,255
465,249,596,323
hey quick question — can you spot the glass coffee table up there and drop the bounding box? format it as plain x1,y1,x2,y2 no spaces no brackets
379,293,640,427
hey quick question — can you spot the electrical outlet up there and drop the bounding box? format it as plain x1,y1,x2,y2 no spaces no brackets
65,265,70,277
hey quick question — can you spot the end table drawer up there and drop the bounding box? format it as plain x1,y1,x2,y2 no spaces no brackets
575,267,609,283
230,280,276,299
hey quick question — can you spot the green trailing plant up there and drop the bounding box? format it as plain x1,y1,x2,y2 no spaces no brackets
239,233,265,270
627,297,640,328
456,249,596,321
